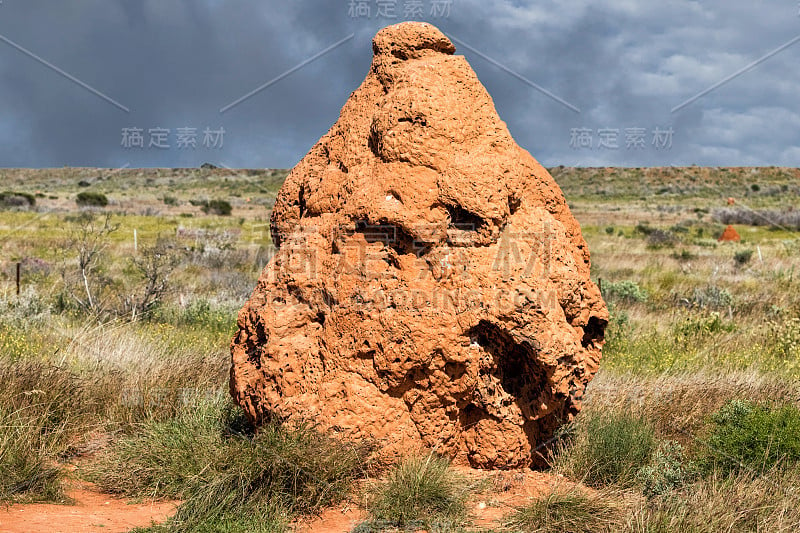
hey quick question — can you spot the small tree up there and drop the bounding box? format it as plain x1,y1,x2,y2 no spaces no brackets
59,212,119,317
124,237,185,319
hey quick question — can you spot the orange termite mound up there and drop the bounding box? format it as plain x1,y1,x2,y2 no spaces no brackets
229,22,608,469
718,225,741,242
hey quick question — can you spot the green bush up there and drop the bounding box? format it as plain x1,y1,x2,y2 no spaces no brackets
733,249,754,266
554,411,657,488
690,285,733,309
202,199,233,216
153,299,237,337
600,306,631,355
360,454,472,531
162,195,179,206
700,400,800,476
675,312,735,337
0,191,36,208
601,280,648,304
75,191,109,207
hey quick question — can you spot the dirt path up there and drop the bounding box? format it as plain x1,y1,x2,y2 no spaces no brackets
0,482,178,533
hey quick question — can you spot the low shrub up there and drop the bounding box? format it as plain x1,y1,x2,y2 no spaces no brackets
712,207,800,230
637,441,693,498
700,399,800,476
690,285,733,309
766,318,800,362
601,280,648,304
647,229,678,249
671,249,697,261
634,465,800,532
0,191,36,208
600,306,631,355
733,249,753,266
153,298,237,337
202,199,233,216
669,224,690,234
75,191,109,207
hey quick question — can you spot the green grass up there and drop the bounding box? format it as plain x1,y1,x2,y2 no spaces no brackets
88,395,372,532
503,488,624,533
0,318,229,502
630,465,800,532
553,410,657,488
133,506,290,533
0,361,87,503
360,454,474,531
0,166,799,530
0,405,65,503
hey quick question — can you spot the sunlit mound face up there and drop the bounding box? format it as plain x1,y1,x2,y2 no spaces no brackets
230,22,608,469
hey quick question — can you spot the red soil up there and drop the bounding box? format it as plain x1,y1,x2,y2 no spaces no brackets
1,467,579,532
0,482,178,533
294,468,584,532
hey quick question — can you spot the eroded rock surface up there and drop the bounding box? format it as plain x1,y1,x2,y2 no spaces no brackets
230,22,608,468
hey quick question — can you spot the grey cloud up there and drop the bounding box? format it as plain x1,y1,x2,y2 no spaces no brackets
0,0,797,169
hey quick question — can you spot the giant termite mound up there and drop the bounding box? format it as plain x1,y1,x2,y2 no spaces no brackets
230,22,608,468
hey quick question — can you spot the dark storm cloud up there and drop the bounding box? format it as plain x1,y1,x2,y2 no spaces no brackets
0,0,798,168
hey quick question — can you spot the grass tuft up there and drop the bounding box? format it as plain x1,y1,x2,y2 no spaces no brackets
360,454,473,531
87,395,371,532
554,410,656,488
503,488,624,533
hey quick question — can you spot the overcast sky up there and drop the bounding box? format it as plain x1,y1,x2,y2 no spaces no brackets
0,0,798,169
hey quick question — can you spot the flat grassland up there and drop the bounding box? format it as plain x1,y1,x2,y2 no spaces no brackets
0,166,798,532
